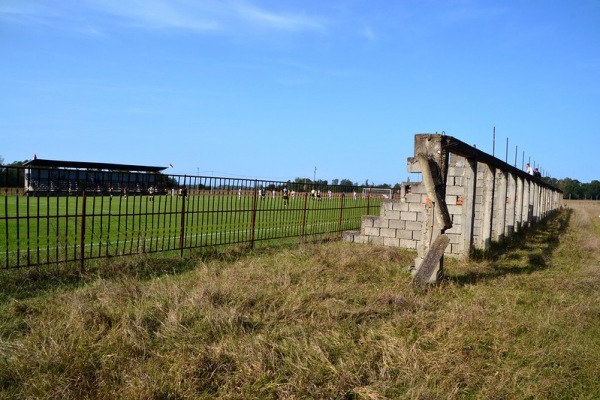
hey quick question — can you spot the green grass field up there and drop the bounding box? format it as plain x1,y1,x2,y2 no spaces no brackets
1,192,382,269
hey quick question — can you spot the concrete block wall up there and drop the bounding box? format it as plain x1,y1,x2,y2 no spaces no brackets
344,134,563,258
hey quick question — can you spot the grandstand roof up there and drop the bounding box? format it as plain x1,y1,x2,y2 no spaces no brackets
24,159,167,173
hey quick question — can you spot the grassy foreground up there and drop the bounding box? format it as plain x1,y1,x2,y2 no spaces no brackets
1,201,599,399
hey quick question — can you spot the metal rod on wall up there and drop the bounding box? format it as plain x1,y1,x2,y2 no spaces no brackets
492,126,496,157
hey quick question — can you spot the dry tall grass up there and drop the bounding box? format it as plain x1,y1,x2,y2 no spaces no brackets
1,202,599,399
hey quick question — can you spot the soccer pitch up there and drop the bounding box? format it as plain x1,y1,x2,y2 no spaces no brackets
1,192,381,269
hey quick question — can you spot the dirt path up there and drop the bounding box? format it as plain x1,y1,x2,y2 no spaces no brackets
565,200,600,253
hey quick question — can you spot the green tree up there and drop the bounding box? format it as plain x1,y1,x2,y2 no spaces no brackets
560,178,583,199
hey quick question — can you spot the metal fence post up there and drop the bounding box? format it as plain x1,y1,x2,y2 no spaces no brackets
179,178,187,259
301,191,309,244
80,190,86,273
250,180,258,249
337,191,345,238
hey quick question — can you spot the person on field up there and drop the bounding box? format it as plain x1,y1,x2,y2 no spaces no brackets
282,187,289,206
148,186,155,201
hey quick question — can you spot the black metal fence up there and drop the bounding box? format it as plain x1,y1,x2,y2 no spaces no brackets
1,166,386,270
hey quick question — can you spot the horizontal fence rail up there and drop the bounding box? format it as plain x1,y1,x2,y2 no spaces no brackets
1,166,388,270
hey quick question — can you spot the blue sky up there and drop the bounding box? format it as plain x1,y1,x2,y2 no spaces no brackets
1,0,599,185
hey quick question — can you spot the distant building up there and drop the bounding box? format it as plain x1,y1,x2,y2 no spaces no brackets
23,159,168,196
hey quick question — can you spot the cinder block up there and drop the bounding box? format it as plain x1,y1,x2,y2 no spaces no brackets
383,210,400,220
400,239,417,249
446,195,458,205
452,166,465,176
397,229,413,240
452,157,465,168
369,236,384,245
383,237,400,247
452,214,462,225
380,228,397,238
405,193,422,203
405,221,422,231
389,219,406,229
393,201,409,211
401,211,417,221
446,186,464,196
447,205,463,215
374,219,389,228
408,202,424,212
410,184,427,194
342,230,359,242
354,235,368,244
447,233,460,244
361,216,375,228
407,157,421,173
364,227,380,236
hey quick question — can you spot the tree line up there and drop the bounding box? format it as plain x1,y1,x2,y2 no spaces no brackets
542,177,600,200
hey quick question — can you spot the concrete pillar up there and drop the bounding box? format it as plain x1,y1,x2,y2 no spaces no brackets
514,176,524,233
522,179,531,227
461,158,477,257
532,182,540,223
412,134,451,284
480,164,495,250
493,169,507,242
505,172,516,237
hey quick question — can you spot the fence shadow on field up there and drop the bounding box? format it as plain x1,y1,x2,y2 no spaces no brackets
0,241,310,302
0,255,189,302
447,208,572,286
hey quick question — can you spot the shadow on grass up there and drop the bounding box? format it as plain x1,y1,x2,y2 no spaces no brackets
0,243,271,301
448,208,572,286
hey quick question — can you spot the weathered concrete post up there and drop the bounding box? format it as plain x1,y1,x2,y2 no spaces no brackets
480,164,495,250
461,158,477,257
493,170,507,242
532,182,540,223
522,179,531,227
506,172,517,237
515,176,524,233
412,134,452,285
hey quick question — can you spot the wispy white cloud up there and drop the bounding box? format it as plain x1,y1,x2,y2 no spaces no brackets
1,0,326,35
86,0,221,32
85,0,325,34
0,2,63,25
232,2,324,32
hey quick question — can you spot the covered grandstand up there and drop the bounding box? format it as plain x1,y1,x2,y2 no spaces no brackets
23,159,169,196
